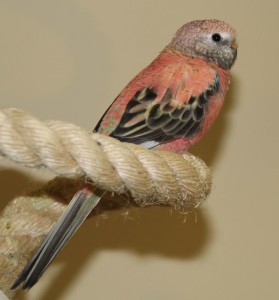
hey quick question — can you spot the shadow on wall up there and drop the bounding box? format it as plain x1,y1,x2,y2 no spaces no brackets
19,207,211,300
190,76,239,166
0,167,48,211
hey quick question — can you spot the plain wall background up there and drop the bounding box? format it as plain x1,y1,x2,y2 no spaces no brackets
0,1,278,299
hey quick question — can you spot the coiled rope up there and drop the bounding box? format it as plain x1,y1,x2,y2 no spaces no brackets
0,108,212,299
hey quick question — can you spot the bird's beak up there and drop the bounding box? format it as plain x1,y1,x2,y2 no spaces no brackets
231,39,238,49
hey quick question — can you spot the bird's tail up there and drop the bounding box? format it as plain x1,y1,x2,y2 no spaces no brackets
11,184,102,290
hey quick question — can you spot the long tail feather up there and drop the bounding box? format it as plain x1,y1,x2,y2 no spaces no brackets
11,185,102,290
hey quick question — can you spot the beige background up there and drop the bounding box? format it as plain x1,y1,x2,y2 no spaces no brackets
0,1,278,299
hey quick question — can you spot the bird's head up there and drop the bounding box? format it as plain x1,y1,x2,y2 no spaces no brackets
169,19,238,70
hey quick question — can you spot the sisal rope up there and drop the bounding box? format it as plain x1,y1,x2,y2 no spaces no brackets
0,108,212,299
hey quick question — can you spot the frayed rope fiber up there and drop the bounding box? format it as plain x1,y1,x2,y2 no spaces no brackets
0,108,212,299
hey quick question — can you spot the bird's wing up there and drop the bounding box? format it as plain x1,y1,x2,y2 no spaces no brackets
109,64,220,147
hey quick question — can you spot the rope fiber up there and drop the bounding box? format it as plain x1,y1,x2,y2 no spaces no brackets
0,108,212,299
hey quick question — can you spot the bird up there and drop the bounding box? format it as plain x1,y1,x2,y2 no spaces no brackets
11,19,237,290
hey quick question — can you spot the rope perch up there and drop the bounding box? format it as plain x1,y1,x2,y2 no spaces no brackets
0,107,212,299
0,107,211,208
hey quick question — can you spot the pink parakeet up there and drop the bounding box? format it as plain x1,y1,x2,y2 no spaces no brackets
12,19,237,289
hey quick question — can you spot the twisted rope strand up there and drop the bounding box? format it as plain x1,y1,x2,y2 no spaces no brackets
0,108,211,208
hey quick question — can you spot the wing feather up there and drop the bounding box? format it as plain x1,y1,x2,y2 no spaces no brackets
110,72,220,147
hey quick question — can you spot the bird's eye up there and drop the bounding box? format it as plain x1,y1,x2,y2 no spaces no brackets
212,33,222,42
